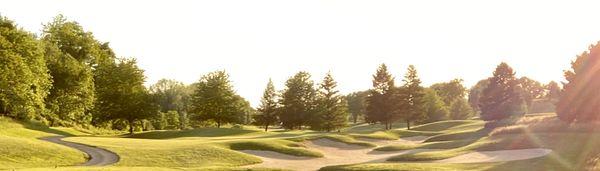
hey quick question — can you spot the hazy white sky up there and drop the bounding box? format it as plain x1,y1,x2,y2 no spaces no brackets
2,0,600,106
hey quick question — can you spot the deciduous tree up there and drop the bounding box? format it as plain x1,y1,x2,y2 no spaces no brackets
190,71,244,128
279,72,316,130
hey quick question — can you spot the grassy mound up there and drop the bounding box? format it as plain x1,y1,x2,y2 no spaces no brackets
0,117,86,169
225,139,323,157
411,120,482,132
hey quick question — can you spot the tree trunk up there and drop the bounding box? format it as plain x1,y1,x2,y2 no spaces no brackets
217,121,221,128
406,119,410,130
264,124,269,132
353,114,358,124
129,120,135,135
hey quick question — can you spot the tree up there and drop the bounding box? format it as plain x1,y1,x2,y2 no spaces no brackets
0,16,52,120
149,79,192,129
449,98,473,120
279,71,316,130
519,77,545,107
345,91,368,124
420,89,449,123
253,79,279,131
399,65,426,130
479,62,526,122
366,64,396,130
93,58,158,134
190,71,244,128
42,15,99,126
557,43,600,123
312,73,348,132
430,79,467,106
545,81,561,101
468,79,490,113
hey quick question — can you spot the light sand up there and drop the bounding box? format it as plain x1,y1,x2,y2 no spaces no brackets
435,148,552,163
241,138,435,171
240,136,553,171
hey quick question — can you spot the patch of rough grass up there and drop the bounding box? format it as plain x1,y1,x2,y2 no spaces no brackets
128,127,267,139
319,163,492,171
225,139,323,157
375,139,478,151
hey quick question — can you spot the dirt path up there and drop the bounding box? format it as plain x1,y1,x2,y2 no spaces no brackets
241,138,436,171
435,148,552,163
40,136,120,166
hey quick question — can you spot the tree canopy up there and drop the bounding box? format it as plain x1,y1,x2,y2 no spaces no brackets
279,71,316,130
479,62,526,122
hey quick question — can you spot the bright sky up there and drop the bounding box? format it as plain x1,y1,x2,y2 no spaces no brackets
2,0,600,106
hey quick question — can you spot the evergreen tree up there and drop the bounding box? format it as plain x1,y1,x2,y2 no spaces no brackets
0,16,52,120
254,79,279,131
400,65,425,130
190,71,244,128
312,73,348,132
557,43,600,122
279,72,316,130
479,62,526,122
366,64,396,130
449,98,473,120
421,89,449,123
345,91,368,124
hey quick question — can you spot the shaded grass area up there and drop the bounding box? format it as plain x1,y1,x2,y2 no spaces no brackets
289,134,377,147
0,117,86,169
375,139,477,151
128,127,269,139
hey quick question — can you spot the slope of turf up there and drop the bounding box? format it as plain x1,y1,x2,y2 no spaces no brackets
0,117,86,169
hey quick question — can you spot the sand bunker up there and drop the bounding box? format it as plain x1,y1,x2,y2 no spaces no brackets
240,137,552,171
435,148,552,163
241,138,434,171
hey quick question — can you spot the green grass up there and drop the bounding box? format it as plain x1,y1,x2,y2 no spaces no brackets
19,166,288,171
0,117,86,169
411,120,482,132
128,127,268,139
224,139,323,157
375,139,478,151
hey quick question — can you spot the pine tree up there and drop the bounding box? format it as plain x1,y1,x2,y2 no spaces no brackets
400,65,425,130
557,43,600,123
254,79,279,131
479,62,526,122
312,72,348,132
279,72,316,130
366,64,396,130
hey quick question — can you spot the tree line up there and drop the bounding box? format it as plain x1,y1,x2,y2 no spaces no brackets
2,14,598,134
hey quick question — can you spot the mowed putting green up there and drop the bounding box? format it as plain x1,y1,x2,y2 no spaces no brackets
4,114,597,170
